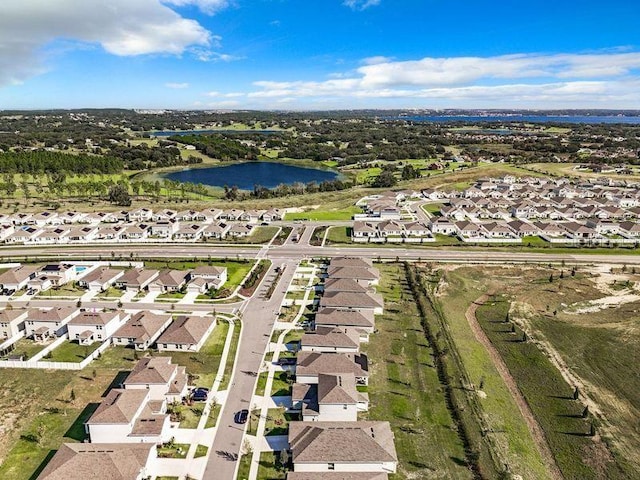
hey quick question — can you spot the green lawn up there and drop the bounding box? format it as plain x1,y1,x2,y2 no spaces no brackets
157,442,190,459
257,451,287,479
47,341,101,363
1,338,48,360
37,284,85,298
194,444,209,458
205,402,222,428
156,290,186,300
325,226,352,244
285,205,360,221
177,402,205,429
94,286,124,298
421,202,444,215
219,321,241,391
521,235,550,247
255,371,269,397
264,408,295,437
236,453,252,480
270,371,294,397
205,226,279,244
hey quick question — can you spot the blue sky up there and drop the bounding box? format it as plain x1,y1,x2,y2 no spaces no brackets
1,0,639,109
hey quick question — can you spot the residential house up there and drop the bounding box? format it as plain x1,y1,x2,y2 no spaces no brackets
325,266,380,287
202,222,230,240
156,315,216,352
319,291,384,315
0,309,29,339
116,268,160,292
292,373,368,422
314,308,375,334
188,265,228,290
36,442,156,480
123,356,188,403
77,267,124,292
300,327,360,353
173,223,205,241
148,270,188,293
85,388,170,444
25,307,79,341
288,421,397,474
0,264,39,291
295,352,369,385
228,223,254,237
111,311,173,350
67,310,126,345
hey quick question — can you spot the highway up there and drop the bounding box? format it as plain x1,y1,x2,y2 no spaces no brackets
2,243,639,265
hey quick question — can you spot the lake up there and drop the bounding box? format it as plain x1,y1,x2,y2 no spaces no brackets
164,162,339,190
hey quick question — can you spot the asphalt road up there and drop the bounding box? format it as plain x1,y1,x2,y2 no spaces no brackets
203,259,298,480
3,243,640,265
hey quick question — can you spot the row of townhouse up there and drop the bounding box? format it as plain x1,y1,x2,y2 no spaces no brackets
0,262,227,296
352,220,434,243
1,305,216,353
2,220,257,245
37,357,190,480
287,257,398,478
1,207,285,228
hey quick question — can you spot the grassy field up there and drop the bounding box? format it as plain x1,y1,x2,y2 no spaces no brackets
0,338,48,360
363,264,472,479
256,451,287,479
284,205,360,221
324,226,351,244
440,264,639,478
428,266,554,480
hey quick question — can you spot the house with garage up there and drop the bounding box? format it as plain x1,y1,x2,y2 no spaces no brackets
67,310,126,345
24,307,79,341
295,352,369,385
352,221,378,242
325,266,380,287
156,315,216,352
85,388,170,444
0,309,29,340
77,267,124,292
228,223,254,238
189,265,228,290
148,270,188,293
111,311,173,351
116,268,160,292
38,263,77,286
0,264,39,291
123,356,189,403
202,222,230,240
173,223,206,241
319,291,384,315
292,373,368,422
148,221,178,239
288,421,397,474
36,442,156,480
314,308,375,335
300,327,361,353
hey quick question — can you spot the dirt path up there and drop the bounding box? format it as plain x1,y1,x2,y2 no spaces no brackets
466,294,564,480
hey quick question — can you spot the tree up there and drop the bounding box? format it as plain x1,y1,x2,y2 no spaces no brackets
70,389,76,402
371,170,396,188
108,184,131,206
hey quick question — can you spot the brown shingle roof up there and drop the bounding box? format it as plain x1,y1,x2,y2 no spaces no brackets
288,421,397,463
68,311,119,326
319,291,383,310
301,327,360,350
296,352,368,378
124,356,177,386
87,389,148,425
315,308,375,329
36,442,153,480
156,315,212,346
112,311,172,344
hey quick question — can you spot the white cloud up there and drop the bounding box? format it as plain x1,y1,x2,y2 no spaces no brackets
163,0,230,15
0,0,216,87
361,56,393,65
343,0,381,11
243,51,640,108
165,82,190,89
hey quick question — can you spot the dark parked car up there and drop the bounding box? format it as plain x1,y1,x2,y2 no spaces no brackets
191,387,209,402
276,357,296,366
234,409,249,424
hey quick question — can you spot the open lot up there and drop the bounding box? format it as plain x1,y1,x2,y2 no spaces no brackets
438,264,640,479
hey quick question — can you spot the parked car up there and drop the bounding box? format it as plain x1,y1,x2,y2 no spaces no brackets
276,357,296,366
191,387,209,402
234,409,249,424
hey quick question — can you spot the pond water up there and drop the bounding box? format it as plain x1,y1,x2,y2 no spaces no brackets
164,161,339,190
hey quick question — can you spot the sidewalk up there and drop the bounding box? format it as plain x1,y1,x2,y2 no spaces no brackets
246,262,318,480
